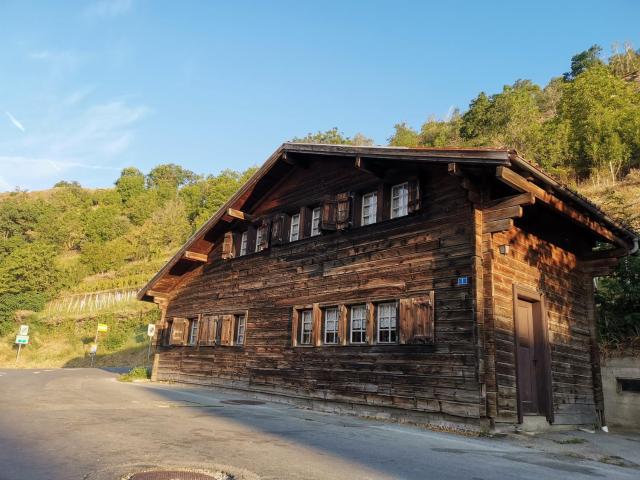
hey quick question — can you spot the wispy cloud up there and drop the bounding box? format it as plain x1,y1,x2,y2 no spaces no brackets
0,98,150,190
5,111,26,132
82,0,133,18
28,49,82,71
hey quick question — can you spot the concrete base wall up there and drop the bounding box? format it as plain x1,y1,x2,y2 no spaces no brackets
601,355,640,430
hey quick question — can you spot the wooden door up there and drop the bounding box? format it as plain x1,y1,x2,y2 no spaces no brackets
516,299,539,415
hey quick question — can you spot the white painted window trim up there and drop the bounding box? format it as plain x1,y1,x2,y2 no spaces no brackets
239,231,248,256
188,318,199,346
236,314,246,345
323,307,339,344
376,302,397,343
390,182,409,219
361,191,377,226
255,226,264,252
350,305,367,344
300,310,313,345
290,213,300,242
310,207,321,236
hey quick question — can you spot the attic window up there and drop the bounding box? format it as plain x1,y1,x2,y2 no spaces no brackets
311,207,321,236
290,213,300,241
361,192,377,226
391,183,409,219
239,231,248,256
255,225,267,252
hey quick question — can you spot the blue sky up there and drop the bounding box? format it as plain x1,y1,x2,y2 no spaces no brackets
1,0,639,191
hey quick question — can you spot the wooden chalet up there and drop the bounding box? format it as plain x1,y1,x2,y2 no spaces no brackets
139,143,638,431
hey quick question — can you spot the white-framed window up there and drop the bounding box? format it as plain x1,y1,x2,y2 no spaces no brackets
188,318,199,346
310,207,321,236
300,310,313,345
350,305,367,344
255,225,266,252
290,213,300,241
239,231,248,256
391,182,409,219
323,307,339,344
361,192,377,226
377,302,397,343
235,314,246,345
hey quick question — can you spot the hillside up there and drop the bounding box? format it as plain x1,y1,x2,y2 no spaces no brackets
1,43,639,367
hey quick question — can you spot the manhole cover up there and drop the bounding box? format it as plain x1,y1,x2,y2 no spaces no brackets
220,399,265,405
129,471,227,480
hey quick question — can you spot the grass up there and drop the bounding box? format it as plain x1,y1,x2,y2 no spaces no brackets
553,437,588,445
119,366,151,382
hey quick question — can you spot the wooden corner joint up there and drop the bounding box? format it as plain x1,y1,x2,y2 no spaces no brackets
226,208,254,222
183,250,208,262
496,166,626,247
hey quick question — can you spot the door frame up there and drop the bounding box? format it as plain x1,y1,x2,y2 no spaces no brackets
512,285,554,424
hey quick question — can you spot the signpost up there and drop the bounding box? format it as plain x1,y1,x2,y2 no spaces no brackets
19,325,29,336
15,334,29,363
147,324,156,364
92,323,109,367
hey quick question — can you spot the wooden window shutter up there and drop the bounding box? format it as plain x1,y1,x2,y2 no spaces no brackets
300,207,312,238
222,232,235,259
408,178,421,213
336,193,352,230
399,292,435,344
291,308,299,347
320,198,338,231
220,314,235,346
170,318,189,346
270,214,288,246
366,302,375,345
258,218,272,251
311,303,322,346
338,304,348,345
199,315,218,346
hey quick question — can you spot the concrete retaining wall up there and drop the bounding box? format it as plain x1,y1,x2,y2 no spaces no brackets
601,355,640,430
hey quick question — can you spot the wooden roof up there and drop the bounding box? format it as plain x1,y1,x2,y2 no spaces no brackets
138,143,638,302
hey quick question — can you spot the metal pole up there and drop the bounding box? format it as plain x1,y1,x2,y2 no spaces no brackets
147,336,152,366
15,344,22,364
93,323,99,368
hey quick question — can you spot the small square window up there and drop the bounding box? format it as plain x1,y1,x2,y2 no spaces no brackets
377,302,397,343
311,207,321,237
300,310,313,345
350,305,367,344
324,307,339,344
361,192,377,226
290,213,300,242
391,183,409,219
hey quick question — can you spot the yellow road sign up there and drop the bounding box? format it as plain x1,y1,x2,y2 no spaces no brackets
97,324,108,332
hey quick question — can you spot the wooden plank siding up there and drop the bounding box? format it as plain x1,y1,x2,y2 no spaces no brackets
485,227,598,425
155,159,482,423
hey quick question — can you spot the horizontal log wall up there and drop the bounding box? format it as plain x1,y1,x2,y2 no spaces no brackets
157,159,481,421
488,227,597,425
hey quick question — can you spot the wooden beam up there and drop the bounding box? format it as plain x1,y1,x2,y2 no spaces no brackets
483,206,523,223
483,218,513,234
496,167,621,245
578,257,620,276
147,289,169,299
226,208,254,222
484,192,535,210
280,151,309,168
183,250,208,262
355,156,385,178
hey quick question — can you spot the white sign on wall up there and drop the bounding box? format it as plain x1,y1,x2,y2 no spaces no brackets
147,324,156,337
19,325,29,336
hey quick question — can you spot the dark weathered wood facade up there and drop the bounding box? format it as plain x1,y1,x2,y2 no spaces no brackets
140,144,637,430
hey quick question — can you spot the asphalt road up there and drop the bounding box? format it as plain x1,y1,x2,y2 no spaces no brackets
0,368,637,480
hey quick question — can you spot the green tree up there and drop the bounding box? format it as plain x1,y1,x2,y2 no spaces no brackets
564,44,603,80
292,128,374,145
557,65,640,180
388,122,420,147
115,167,146,204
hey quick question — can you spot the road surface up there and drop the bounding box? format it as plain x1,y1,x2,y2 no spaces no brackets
0,368,637,480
